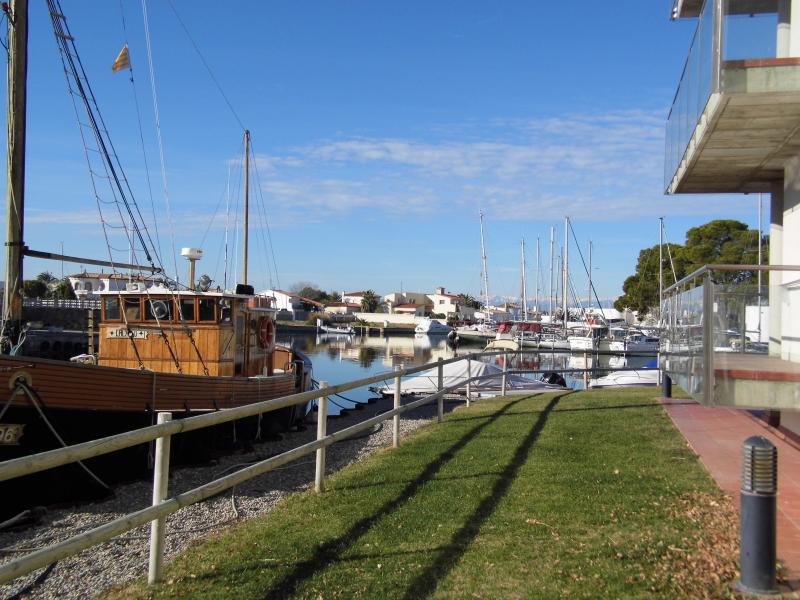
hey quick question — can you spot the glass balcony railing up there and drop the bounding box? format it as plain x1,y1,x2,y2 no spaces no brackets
661,264,800,409
664,1,780,191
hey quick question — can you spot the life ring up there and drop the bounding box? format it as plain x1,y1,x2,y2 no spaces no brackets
257,317,275,351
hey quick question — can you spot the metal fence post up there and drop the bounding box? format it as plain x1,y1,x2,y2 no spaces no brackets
437,357,443,423
393,366,401,448
466,356,472,407
148,412,172,585
315,381,329,493
583,351,589,389
501,351,508,396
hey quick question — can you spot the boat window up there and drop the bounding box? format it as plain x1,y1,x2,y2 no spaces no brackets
198,298,216,322
219,299,232,323
103,297,121,321
178,298,195,322
124,298,142,322
145,299,172,321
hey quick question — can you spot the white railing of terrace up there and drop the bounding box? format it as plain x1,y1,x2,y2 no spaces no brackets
0,349,583,587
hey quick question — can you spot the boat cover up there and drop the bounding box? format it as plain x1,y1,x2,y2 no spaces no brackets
374,358,565,397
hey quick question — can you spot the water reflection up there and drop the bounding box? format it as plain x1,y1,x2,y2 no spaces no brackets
278,331,656,415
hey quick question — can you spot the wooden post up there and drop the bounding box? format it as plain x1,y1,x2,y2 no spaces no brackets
583,352,589,389
87,308,95,355
148,412,172,585
466,356,472,407
437,357,443,423
501,351,508,396
315,381,328,493
393,367,401,448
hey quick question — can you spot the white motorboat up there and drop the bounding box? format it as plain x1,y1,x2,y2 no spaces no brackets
568,324,608,352
415,318,452,335
589,369,659,388
531,333,571,350
318,324,355,335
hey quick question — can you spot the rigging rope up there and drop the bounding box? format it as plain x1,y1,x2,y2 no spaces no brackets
249,139,281,289
567,220,606,320
165,0,246,131
47,0,159,273
117,0,165,266
140,0,180,283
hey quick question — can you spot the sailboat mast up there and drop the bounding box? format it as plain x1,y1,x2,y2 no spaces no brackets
479,211,490,314
659,216,664,318
548,226,554,317
535,236,540,314
242,129,250,286
588,240,592,309
3,0,28,335
563,217,569,330
521,239,528,321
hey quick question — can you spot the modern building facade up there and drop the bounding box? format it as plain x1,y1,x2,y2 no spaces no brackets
663,0,800,438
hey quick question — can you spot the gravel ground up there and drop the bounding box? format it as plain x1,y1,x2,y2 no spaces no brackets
0,395,461,600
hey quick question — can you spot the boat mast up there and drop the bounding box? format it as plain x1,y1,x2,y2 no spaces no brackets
242,129,250,286
587,240,592,310
3,0,28,339
563,217,569,330
479,211,490,316
659,216,664,318
548,226,554,317
535,236,540,314
521,238,528,321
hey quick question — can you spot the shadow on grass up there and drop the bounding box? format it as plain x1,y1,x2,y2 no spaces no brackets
259,395,541,598
401,392,567,600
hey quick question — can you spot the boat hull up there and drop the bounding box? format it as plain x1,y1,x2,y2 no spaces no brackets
0,354,310,518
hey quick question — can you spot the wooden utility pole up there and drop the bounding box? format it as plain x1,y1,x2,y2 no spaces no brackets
4,0,29,337
242,129,250,286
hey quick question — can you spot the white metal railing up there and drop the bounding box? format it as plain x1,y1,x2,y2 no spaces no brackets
0,350,531,586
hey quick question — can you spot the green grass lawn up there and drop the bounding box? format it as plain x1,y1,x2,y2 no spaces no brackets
110,389,739,599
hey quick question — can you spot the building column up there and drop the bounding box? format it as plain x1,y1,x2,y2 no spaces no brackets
778,0,800,56
770,182,784,358
782,159,800,362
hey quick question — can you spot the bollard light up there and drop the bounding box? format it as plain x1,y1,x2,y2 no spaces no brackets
738,436,778,596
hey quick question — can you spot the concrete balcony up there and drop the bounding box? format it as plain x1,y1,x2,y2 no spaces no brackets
664,0,800,194
668,58,800,194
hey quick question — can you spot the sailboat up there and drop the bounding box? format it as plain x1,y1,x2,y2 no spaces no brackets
0,1,312,515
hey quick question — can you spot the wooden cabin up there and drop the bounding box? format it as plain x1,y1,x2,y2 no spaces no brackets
97,285,280,377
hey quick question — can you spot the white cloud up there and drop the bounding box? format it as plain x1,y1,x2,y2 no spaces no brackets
243,109,738,224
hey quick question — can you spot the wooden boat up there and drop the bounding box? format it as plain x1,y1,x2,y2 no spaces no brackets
0,2,312,516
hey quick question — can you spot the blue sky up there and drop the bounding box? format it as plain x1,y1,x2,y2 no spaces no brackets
3,1,765,303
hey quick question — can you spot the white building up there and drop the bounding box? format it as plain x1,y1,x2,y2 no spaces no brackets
264,289,323,321
663,0,800,437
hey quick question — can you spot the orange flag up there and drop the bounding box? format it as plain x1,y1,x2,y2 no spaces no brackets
111,44,130,73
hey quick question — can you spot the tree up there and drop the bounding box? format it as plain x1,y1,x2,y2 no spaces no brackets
457,293,482,310
614,219,766,316
328,291,342,303
50,280,76,299
360,290,379,312
23,279,47,298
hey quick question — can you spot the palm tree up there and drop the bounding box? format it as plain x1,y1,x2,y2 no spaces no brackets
360,290,379,312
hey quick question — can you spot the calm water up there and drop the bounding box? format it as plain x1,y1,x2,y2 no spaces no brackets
278,331,655,415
